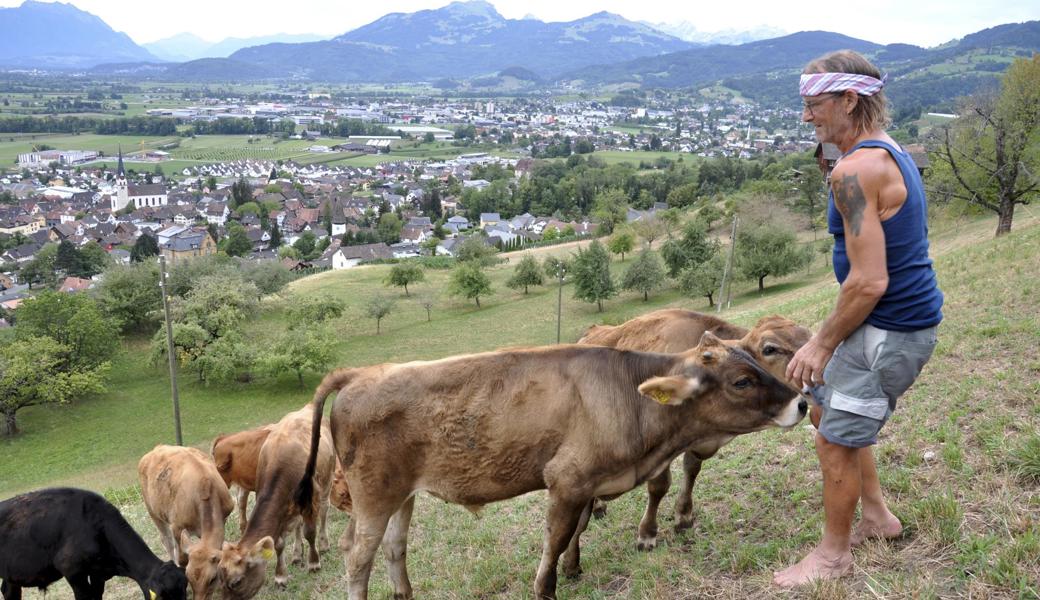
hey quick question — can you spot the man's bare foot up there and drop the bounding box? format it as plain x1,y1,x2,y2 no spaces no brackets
851,514,902,546
772,547,853,588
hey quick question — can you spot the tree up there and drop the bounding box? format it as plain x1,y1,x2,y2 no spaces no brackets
193,333,256,384
385,262,425,296
267,222,282,249
78,242,111,277
420,237,441,256
621,249,665,301
239,261,292,301
506,255,545,294
365,294,396,334
54,240,85,277
94,262,162,332
176,274,259,338
223,223,252,257
286,295,346,328
666,182,700,208
678,253,725,307
792,165,825,239
543,256,570,280
0,336,108,436
416,294,436,322
607,231,635,262
631,217,666,249
933,55,1040,235
571,240,617,312
591,188,628,234
660,221,719,278
15,291,117,369
293,231,317,259
231,177,251,209
455,235,498,266
259,326,334,387
735,226,808,291
448,262,492,308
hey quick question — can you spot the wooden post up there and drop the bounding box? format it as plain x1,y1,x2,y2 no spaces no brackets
158,255,183,446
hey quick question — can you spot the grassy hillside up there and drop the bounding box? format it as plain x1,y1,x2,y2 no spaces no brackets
2,210,1038,598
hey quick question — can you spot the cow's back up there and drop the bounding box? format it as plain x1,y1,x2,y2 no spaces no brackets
579,309,748,353
212,426,273,491
140,445,234,528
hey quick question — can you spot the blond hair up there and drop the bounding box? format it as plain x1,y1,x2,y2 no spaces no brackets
804,50,890,135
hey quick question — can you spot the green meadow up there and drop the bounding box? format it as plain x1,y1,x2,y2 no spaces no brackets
2,209,1039,599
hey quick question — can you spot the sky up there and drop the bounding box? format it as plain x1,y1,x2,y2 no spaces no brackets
3,0,1038,47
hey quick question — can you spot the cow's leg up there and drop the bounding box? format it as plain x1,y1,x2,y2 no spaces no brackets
533,494,588,599
674,451,704,531
591,498,607,519
561,500,593,579
303,512,322,572
345,508,396,600
292,522,305,566
66,574,99,600
638,465,671,551
274,534,289,586
236,487,250,532
148,515,177,562
381,495,415,600
171,526,189,567
339,517,356,572
1,578,23,600
318,489,331,552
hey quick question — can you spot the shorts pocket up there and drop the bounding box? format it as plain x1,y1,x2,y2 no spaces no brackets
875,339,937,401
829,389,890,420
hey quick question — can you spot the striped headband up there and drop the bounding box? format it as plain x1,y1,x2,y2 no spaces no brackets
799,72,887,97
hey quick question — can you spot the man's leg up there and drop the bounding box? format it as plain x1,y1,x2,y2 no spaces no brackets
851,446,901,545
773,432,857,587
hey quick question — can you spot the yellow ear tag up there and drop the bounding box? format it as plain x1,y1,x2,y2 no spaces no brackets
650,390,670,404
261,548,275,561
150,591,157,600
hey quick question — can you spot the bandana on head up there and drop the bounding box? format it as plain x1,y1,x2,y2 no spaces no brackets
799,72,887,97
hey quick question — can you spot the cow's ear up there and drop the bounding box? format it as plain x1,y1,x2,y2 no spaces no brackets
638,375,706,406
250,536,275,563
699,330,724,348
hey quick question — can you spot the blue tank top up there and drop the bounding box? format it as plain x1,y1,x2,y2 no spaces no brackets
827,140,943,331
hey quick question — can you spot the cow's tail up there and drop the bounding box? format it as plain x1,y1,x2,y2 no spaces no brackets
295,368,355,517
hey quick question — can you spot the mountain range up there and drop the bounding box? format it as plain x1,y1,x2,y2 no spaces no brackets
143,32,329,63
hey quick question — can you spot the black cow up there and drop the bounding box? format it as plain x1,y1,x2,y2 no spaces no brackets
0,488,187,600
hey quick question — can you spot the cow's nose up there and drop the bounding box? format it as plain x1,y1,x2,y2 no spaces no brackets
798,398,808,415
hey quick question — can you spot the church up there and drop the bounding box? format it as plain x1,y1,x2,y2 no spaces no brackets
109,148,168,212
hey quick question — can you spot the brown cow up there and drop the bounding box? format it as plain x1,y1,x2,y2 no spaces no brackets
576,310,810,553
218,404,335,600
296,335,806,599
138,445,235,600
211,425,275,532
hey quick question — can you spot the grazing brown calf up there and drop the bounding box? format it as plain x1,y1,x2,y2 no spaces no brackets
297,335,806,599
576,309,810,553
211,425,274,532
217,404,335,600
138,445,235,600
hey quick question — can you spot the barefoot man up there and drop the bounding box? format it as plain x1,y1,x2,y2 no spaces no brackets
774,50,944,587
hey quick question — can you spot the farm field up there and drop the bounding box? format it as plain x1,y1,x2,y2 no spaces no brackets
2,210,1039,598
0,134,179,168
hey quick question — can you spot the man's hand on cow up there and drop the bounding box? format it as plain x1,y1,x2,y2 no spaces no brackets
786,337,834,390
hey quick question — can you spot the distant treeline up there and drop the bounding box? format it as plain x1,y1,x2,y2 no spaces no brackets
319,118,395,138
186,117,296,136
0,115,178,135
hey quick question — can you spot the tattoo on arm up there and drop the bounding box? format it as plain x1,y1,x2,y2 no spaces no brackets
834,173,866,236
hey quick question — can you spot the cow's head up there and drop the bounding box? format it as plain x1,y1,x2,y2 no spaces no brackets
218,536,274,600
330,463,353,513
638,332,806,432
142,560,187,600
184,539,222,600
739,315,812,383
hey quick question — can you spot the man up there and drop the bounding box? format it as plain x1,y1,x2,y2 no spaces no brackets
774,50,943,587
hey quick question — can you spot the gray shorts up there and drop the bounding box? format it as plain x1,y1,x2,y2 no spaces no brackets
811,323,937,448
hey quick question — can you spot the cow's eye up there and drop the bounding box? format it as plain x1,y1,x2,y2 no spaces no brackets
733,377,752,389
761,344,778,356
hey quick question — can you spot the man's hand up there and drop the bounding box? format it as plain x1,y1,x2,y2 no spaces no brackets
786,336,836,390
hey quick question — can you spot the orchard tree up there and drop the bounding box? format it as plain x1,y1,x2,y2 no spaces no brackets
607,230,635,261
286,295,346,328
448,262,493,308
15,291,117,369
94,262,162,332
933,54,1040,236
736,226,808,291
365,294,396,334
679,252,726,307
506,255,545,294
621,249,665,301
385,262,425,296
591,188,628,234
660,221,719,278
223,223,253,257
571,240,616,312
260,326,334,387
239,261,292,301
631,217,666,249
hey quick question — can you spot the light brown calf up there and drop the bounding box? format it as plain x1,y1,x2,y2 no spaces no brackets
576,310,810,555
577,310,810,549
138,445,234,600
211,425,274,532
297,336,806,599
218,404,335,600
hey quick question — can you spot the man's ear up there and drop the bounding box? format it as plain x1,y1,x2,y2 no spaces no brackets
249,536,275,564
638,375,707,406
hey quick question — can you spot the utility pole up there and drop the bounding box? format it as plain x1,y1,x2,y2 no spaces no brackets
158,255,182,445
717,216,738,313
556,266,566,344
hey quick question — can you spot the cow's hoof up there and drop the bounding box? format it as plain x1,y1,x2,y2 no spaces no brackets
592,505,607,520
307,561,321,573
290,556,303,566
393,594,414,600
274,576,289,586
636,536,658,551
562,560,582,579
674,515,695,532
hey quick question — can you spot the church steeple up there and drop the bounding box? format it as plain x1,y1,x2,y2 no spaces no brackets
116,145,126,180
